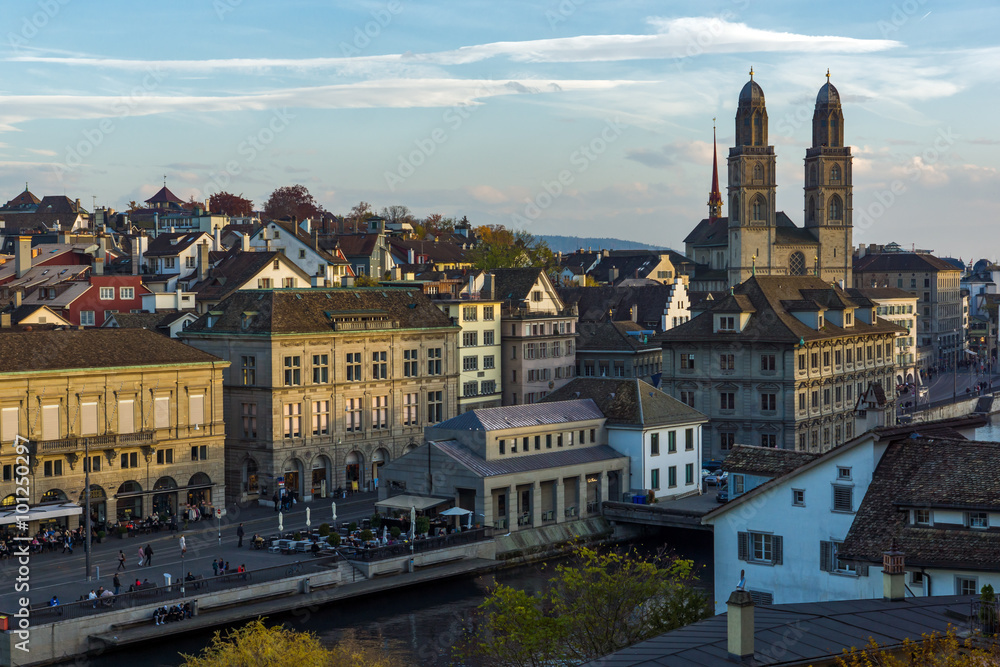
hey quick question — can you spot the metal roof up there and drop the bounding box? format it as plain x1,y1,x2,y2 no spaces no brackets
431,441,626,478
433,399,604,432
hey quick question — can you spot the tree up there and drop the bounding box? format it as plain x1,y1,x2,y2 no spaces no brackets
263,184,323,222
210,191,254,217
353,274,380,287
836,627,1000,666
454,546,710,666
346,201,373,233
380,205,414,226
468,225,554,271
181,620,408,667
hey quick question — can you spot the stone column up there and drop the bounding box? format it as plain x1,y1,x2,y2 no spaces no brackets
578,475,588,516
599,470,609,506
555,476,566,523
532,480,542,527
483,487,494,528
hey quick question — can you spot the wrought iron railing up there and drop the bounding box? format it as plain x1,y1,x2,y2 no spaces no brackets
345,527,493,562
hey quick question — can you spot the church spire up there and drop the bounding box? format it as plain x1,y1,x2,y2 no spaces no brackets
708,119,723,220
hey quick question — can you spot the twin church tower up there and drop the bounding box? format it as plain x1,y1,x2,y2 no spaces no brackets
686,70,853,288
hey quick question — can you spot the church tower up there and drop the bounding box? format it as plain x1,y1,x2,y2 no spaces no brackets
803,71,853,284
728,69,777,286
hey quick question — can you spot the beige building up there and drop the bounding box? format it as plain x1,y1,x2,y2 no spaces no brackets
180,288,460,503
847,287,919,386
435,296,503,412
0,329,227,532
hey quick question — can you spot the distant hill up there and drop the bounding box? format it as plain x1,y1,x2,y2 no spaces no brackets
539,235,664,254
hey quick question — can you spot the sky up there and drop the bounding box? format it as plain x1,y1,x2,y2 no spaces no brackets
1,0,998,258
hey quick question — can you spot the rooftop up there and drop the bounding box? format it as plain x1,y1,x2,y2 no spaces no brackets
432,399,604,432
541,378,707,428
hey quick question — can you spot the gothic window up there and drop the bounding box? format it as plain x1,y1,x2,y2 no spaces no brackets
731,195,739,221
807,196,816,223
828,195,843,221
752,196,766,222
754,112,763,145
789,252,806,276
809,164,818,186
830,165,841,184
829,114,840,146
753,164,763,183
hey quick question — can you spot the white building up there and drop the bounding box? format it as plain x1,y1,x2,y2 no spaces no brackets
249,220,352,287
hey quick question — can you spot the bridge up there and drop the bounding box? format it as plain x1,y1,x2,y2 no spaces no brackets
602,499,714,532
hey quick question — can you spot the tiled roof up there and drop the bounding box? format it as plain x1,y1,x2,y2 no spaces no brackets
722,444,820,477
853,252,960,274
541,378,707,428
840,437,1000,569
683,216,728,247
576,321,657,352
145,186,184,205
657,275,906,345
144,232,209,257
582,594,973,667
492,268,545,303
2,189,41,210
389,238,470,264
846,287,915,301
325,233,379,258
558,284,681,330
773,225,818,245
265,221,348,266
589,251,665,285
433,399,604,431
187,250,303,302
431,440,626,478
106,310,190,333
183,286,455,335
0,328,221,373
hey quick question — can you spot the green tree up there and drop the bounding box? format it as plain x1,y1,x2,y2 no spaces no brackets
455,546,710,666
469,225,553,270
836,627,1000,666
353,274,380,287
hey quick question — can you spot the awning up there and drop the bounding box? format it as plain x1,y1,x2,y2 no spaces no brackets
965,350,979,356
439,507,471,516
0,503,82,525
375,495,451,512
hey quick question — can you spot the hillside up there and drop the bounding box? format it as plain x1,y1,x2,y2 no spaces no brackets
540,235,663,254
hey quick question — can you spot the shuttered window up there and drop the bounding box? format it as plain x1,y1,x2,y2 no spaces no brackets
81,402,98,436
739,531,782,565
189,395,205,427
42,405,59,441
748,590,774,606
1,407,19,443
833,485,853,512
118,400,134,434
154,397,170,429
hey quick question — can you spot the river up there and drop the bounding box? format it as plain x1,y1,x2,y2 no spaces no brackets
87,528,714,666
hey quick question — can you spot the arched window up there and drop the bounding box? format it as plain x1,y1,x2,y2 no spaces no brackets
752,196,766,222
830,165,841,184
828,195,843,221
753,112,763,145
731,195,739,222
829,114,839,146
809,165,817,186
245,458,259,493
789,252,806,276
807,196,816,223
753,164,763,182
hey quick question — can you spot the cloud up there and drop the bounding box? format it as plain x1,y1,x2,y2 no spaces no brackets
625,148,674,168
466,185,509,204
625,140,713,169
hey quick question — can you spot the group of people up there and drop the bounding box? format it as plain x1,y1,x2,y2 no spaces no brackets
271,489,299,512
152,602,192,626
211,559,247,576
0,525,88,556
116,544,155,570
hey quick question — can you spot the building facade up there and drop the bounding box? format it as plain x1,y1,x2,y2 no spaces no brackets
575,321,662,385
180,288,460,504
0,329,227,533
435,296,503,412
659,276,903,460
847,287,919,385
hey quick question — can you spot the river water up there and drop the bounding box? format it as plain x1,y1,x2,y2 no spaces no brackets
88,528,714,666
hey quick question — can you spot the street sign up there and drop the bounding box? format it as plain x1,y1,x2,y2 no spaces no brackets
215,508,225,518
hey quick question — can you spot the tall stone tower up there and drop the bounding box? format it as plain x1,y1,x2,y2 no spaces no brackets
803,71,853,284
728,69,777,286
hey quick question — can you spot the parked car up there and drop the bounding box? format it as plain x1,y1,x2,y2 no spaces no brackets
716,486,730,503
705,470,728,486
702,460,724,473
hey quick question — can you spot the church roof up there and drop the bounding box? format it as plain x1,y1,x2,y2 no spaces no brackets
739,78,765,105
684,216,728,247
145,186,184,205
817,80,841,106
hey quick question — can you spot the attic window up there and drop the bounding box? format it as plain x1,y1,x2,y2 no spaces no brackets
717,315,736,332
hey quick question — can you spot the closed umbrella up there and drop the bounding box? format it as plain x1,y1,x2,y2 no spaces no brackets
382,525,388,545
467,511,473,530
278,510,284,534
306,507,311,530
410,506,416,540
331,501,337,526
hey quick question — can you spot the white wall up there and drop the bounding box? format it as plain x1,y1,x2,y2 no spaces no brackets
608,423,702,499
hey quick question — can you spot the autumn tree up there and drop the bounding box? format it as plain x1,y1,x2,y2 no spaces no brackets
454,546,710,666
836,627,1000,666
209,191,254,217
263,184,323,222
379,205,414,226
468,225,554,270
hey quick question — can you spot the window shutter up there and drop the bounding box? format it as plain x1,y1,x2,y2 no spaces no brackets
820,541,832,572
154,397,170,429
2,407,19,443
772,535,783,565
81,403,98,436
738,531,749,561
42,405,60,441
834,485,853,512
118,400,134,434
856,561,869,577
190,395,205,426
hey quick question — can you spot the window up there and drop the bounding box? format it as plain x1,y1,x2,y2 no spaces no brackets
499,439,506,455
120,452,139,469
309,354,329,384
667,466,677,488
483,355,495,370
738,531,782,565
685,463,694,485
546,434,552,449
283,403,301,438
241,355,256,385
792,489,805,506
403,393,418,426
811,352,818,369
372,351,388,379
823,351,830,367
651,468,660,490
732,475,745,494
481,380,496,395
427,348,442,375
837,466,852,480
346,352,362,381
257,278,272,289
156,448,173,465
99,286,114,300
720,433,735,451
371,396,388,429
120,286,135,300
650,433,660,456
463,381,478,397
299,249,306,259
823,388,831,406
427,391,443,423
760,354,775,371
718,316,736,332
462,306,477,321
43,459,63,477
811,391,818,408
957,576,979,596
483,306,494,321
462,331,478,347
535,435,541,450
833,485,853,512
283,356,301,386
760,434,776,447
463,356,479,371
968,512,989,529
80,310,95,326
484,330,495,346
403,349,419,377
241,403,257,439
191,444,208,461
798,393,805,411
821,540,857,575
680,391,695,407
760,393,776,411
667,431,677,453
798,355,805,371
680,353,695,370
312,400,330,435
345,398,362,432
720,353,735,370
720,392,735,410
685,428,694,450
83,456,101,472
531,290,542,302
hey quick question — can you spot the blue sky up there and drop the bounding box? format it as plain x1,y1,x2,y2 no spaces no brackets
1,0,998,257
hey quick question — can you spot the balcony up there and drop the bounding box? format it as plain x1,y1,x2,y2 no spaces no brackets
330,319,399,331
38,431,156,454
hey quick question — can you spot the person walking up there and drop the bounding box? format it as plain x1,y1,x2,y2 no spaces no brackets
137,545,145,567
113,573,121,595
237,523,245,548
145,544,154,566
117,550,126,571
179,534,186,558
212,559,219,576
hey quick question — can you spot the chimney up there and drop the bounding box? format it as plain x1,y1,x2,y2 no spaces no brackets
204,198,210,212
726,588,754,661
302,217,311,234
408,247,415,264
175,287,183,310
310,274,321,288
14,291,21,308
75,198,81,212
312,228,319,251
93,256,104,276
214,228,222,251
484,272,495,300
631,304,638,322
241,233,250,252
16,235,31,278
0,313,10,329
883,546,905,601
198,242,210,282
609,267,619,284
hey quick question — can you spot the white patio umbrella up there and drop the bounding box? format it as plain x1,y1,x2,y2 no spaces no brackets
331,501,337,525
466,511,473,530
382,525,388,545
440,506,472,532
410,506,416,540
306,506,311,529
278,510,284,533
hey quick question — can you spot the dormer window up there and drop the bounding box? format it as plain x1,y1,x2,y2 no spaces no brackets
844,311,852,326
967,512,989,529
818,315,824,328
913,509,931,525
717,315,737,332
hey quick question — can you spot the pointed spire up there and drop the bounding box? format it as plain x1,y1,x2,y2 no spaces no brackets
708,119,723,220
749,66,754,81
